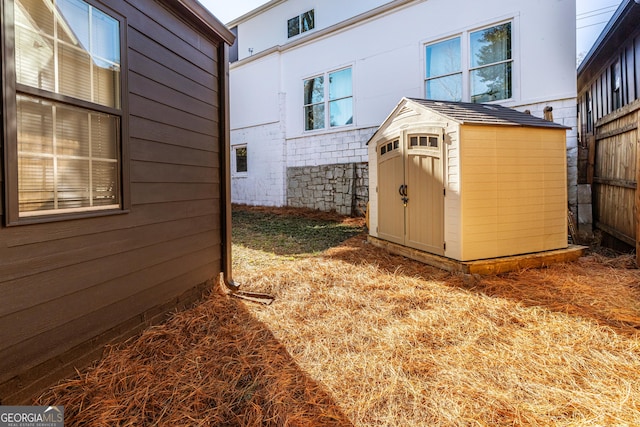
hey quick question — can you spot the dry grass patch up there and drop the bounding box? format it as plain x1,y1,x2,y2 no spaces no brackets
37,206,640,426
36,288,352,426
234,215,640,426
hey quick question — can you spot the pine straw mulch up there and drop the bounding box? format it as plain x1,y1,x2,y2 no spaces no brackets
37,207,640,426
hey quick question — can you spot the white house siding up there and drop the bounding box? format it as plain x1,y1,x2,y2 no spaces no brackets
229,0,577,213
229,54,280,130
229,0,394,62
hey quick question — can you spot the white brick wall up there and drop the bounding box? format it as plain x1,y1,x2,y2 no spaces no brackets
231,125,378,208
230,122,287,206
286,127,377,168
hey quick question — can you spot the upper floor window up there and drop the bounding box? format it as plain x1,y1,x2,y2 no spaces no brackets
425,21,513,103
586,91,593,133
470,22,512,102
5,0,125,222
288,9,314,38
611,60,621,111
426,38,462,101
303,67,353,131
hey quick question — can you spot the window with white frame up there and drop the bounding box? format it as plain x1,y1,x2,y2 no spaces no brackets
303,67,353,131
232,145,248,175
6,0,124,221
288,9,314,38
425,37,462,101
425,21,513,103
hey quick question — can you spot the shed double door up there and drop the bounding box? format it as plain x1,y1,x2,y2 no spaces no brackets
377,133,445,255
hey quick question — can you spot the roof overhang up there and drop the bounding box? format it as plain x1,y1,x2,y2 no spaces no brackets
367,97,570,145
166,0,236,45
577,0,640,90
226,0,286,27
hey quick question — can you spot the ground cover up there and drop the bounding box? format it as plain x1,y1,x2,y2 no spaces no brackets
37,205,640,426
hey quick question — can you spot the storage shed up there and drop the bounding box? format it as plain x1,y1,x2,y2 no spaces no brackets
0,0,235,403
368,98,571,264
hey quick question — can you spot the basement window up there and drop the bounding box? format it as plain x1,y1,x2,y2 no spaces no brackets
232,145,248,175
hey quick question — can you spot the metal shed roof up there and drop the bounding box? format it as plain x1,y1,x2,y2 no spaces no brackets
406,98,570,129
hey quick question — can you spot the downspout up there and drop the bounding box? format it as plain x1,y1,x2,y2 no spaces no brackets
219,43,274,305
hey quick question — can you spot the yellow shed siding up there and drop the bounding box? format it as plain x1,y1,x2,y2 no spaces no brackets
459,125,567,261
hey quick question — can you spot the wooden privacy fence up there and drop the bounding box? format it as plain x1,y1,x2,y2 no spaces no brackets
590,99,640,265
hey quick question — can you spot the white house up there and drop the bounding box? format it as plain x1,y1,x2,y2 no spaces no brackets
228,0,577,216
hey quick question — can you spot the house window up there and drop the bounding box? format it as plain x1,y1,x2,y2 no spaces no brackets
470,22,512,102
612,60,621,111
232,145,248,175
304,67,353,131
288,9,314,38
425,21,512,103
425,37,462,101
586,91,593,133
6,0,124,221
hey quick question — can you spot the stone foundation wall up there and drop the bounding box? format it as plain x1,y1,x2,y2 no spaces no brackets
287,162,369,216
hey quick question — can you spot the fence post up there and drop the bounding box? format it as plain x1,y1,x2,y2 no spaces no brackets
636,112,640,268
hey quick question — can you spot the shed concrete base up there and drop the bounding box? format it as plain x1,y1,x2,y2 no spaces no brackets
368,236,588,275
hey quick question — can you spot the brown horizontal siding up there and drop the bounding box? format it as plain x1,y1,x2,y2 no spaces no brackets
0,240,219,352
125,1,219,68
131,161,219,184
2,200,219,247
0,0,226,402
0,279,212,405
130,94,218,136
0,217,219,310
128,50,217,105
0,259,219,386
129,72,217,121
128,27,218,88
0,240,220,385
130,116,219,151
132,182,220,205
131,138,218,167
